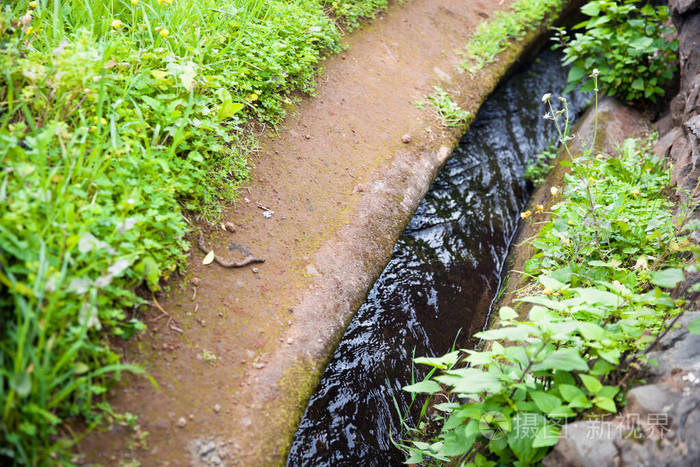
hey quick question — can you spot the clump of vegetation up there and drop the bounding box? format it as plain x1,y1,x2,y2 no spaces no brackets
323,0,389,30
427,87,471,128
397,86,698,464
555,0,678,102
524,143,558,186
462,0,566,73
0,0,388,462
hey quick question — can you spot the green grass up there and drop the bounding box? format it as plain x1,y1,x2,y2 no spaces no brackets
426,86,472,128
0,0,389,463
461,0,567,73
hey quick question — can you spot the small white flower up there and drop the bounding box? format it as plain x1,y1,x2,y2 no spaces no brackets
590,68,600,78
541,93,552,103
543,112,551,120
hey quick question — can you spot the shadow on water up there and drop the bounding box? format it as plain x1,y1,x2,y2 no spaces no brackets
288,49,589,466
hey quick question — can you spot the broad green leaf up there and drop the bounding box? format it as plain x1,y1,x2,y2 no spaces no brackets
568,64,587,83
688,316,700,335
532,423,561,448
475,325,532,342
650,268,684,289
531,348,588,372
403,380,442,394
598,385,619,399
593,396,617,412
530,391,562,414
579,374,602,394
507,413,547,463
577,322,605,340
539,275,566,291
630,37,654,50
573,287,623,307
436,368,503,394
218,101,245,121
631,78,644,90
580,3,600,16
558,384,585,403
499,306,518,321
414,351,459,369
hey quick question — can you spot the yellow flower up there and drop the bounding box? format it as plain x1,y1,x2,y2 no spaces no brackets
535,204,544,213
567,220,574,226
595,154,605,160
100,118,108,125
550,186,559,196
131,0,139,4
159,28,169,38
631,189,640,197
520,210,532,220
247,93,259,102
543,288,553,295
25,25,34,35
111,19,123,29
29,1,37,7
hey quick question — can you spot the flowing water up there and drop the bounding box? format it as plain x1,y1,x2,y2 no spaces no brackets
288,49,589,466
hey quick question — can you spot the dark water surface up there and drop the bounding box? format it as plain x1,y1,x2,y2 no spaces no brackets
288,49,589,466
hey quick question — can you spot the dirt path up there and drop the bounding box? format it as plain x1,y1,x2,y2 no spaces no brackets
79,0,566,465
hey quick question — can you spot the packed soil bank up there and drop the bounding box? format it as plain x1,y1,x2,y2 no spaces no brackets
80,1,581,465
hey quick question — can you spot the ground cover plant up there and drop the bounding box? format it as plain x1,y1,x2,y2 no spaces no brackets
461,0,567,74
0,0,390,463
397,84,698,465
554,0,678,102
427,86,472,128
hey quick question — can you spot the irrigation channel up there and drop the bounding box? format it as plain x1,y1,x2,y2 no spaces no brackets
288,49,589,465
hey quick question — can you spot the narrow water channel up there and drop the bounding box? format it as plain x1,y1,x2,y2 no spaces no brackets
288,49,589,466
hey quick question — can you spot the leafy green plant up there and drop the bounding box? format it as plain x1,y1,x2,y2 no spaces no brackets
462,0,566,73
554,0,678,103
398,83,697,464
427,87,471,128
525,143,558,186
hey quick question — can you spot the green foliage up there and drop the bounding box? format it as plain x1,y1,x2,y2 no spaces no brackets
525,143,558,186
427,87,471,128
462,0,566,73
323,0,389,30
0,0,382,462
399,90,697,464
555,0,678,103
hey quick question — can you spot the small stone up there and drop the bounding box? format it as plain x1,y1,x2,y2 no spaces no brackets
224,222,236,233
210,455,222,465
213,404,221,414
199,441,216,456
177,417,187,428
189,413,194,420
401,133,411,144
251,267,259,274
191,277,201,287
286,337,294,345
253,362,265,369
304,134,311,140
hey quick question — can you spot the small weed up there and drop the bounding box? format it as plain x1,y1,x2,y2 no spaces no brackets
524,143,558,186
427,87,471,128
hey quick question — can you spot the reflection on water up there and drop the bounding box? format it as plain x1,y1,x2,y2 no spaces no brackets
288,49,589,466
